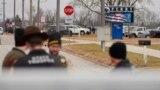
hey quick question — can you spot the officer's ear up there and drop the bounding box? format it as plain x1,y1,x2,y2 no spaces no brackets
26,42,31,50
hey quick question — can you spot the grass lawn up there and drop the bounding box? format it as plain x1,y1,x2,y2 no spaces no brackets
129,44,160,51
63,34,97,41
147,44,160,51
62,40,75,44
63,44,160,68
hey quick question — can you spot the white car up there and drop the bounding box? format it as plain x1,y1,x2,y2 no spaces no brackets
63,25,90,35
0,27,4,35
129,27,147,38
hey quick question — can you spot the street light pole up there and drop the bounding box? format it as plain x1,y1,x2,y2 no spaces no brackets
37,0,40,28
3,0,6,30
56,0,60,32
101,0,106,52
14,0,16,21
22,0,24,27
13,0,16,31
30,0,33,25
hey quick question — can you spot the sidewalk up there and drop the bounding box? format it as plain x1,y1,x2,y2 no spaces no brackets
62,38,160,58
0,45,14,72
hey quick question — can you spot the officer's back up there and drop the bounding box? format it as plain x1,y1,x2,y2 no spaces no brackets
14,26,60,68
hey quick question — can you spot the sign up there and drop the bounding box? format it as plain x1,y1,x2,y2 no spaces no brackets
41,16,45,23
97,26,111,41
138,40,151,46
138,40,151,65
65,16,73,24
105,6,134,23
112,23,123,39
64,5,74,16
106,13,134,23
107,6,134,13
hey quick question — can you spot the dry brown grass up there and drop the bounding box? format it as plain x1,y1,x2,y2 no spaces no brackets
128,44,160,51
147,45,160,51
62,40,75,44
62,44,160,68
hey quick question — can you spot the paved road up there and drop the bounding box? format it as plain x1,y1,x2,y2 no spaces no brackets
60,51,110,73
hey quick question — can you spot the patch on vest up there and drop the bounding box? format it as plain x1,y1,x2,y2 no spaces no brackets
28,56,55,64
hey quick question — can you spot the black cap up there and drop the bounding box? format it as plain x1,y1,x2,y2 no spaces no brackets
48,32,61,47
14,28,25,46
109,42,127,59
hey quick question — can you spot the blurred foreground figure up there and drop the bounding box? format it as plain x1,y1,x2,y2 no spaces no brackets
3,28,28,72
14,26,61,68
48,32,67,68
109,41,133,73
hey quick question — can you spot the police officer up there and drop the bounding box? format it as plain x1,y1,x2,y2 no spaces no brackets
14,26,61,68
48,32,67,68
3,28,28,72
109,42,133,73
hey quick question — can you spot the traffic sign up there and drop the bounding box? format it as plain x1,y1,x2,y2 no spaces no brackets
64,5,74,16
41,16,45,23
65,16,73,24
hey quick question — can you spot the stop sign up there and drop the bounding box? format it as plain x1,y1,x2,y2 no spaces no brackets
64,5,74,16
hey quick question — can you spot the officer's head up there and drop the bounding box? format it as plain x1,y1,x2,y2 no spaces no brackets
109,41,127,65
14,28,25,47
48,32,62,55
24,26,48,49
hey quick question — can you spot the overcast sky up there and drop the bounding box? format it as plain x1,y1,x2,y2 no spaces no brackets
0,0,160,20
0,0,73,19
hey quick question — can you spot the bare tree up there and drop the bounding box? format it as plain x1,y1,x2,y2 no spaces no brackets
45,10,56,25
70,0,152,14
69,0,153,26
33,8,44,24
133,5,159,28
26,6,36,24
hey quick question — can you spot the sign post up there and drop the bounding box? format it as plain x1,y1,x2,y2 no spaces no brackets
64,5,74,45
97,26,111,52
64,5,74,24
138,40,151,66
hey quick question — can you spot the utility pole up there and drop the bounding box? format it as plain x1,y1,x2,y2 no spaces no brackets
37,0,40,28
14,0,16,21
101,0,106,52
128,0,131,6
13,0,16,32
30,0,33,25
56,0,60,32
22,0,24,27
3,0,6,30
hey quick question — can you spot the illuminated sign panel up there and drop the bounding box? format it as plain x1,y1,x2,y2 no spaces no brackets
105,6,134,23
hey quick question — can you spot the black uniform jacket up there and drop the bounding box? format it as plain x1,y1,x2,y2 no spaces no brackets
111,59,133,73
14,49,62,68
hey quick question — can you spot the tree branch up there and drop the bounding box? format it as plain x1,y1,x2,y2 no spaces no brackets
131,0,138,6
79,0,101,15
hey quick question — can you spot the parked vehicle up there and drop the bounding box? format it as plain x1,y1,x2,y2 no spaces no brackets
47,25,73,37
150,27,160,38
138,29,152,38
128,27,150,38
123,26,128,37
123,26,137,37
64,25,90,35
47,25,91,37
0,27,4,35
